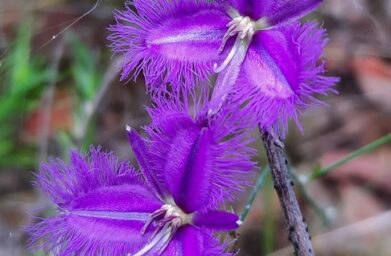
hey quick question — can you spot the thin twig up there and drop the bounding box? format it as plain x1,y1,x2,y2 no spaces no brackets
240,166,270,222
261,130,314,256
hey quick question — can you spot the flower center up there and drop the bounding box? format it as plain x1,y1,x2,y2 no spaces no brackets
133,204,193,256
214,9,270,73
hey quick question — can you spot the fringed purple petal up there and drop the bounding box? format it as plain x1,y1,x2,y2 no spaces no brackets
255,0,323,25
160,226,232,256
232,22,338,136
222,0,248,14
127,127,170,201
145,89,256,212
28,147,164,255
29,216,149,256
36,147,141,206
108,0,230,93
129,225,232,255
222,0,322,24
180,226,232,256
180,226,204,256
168,128,214,213
193,211,240,231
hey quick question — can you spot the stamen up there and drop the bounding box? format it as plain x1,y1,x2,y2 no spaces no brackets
140,208,166,234
133,224,173,256
134,204,193,255
214,10,271,74
214,15,255,73
214,36,241,73
157,219,181,254
218,16,243,52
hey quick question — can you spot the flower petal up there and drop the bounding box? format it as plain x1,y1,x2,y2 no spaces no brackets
230,0,322,24
108,0,230,92
223,0,248,14
179,226,204,256
180,226,232,256
168,127,214,213
232,22,338,135
145,90,256,212
132,226,231,255
259,0,323,25
166,226,231,256
65,184,160,242
35,147,139,206
193,211,240,231
145,111,207,213
221,0,322,24
127,126,170,201
28,147,163,255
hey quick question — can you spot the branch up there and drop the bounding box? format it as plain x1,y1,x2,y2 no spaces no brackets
261,130,314,256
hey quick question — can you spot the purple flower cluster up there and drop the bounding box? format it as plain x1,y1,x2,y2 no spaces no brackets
29,0,338,255
109,0,338,134
28,91,256,255
28,147,235,255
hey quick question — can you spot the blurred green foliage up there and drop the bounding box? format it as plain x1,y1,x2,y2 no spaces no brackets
68,32,103,153
0,22,51,168
0,23,106,168
70,33,103,101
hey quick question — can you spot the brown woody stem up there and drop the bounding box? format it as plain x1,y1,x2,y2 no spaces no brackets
261,130,314,256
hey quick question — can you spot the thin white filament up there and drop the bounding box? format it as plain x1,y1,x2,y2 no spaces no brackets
213,10,272,74
133,224,173,256
33,0,101,55
214,36,242,73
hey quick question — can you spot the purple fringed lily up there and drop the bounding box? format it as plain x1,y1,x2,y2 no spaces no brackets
109,0,338,135
108,0,228,92
28,147,239,255
28,92,256,255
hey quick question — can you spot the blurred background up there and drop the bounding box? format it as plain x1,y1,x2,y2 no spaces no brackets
0,0,390,255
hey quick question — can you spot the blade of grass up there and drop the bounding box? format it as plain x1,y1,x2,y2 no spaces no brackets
311,132,391,180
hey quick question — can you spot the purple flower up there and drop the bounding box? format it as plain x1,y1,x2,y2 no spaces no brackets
28,93,256,255
108,0,338,134
108,0,227,92
28,147,238,255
